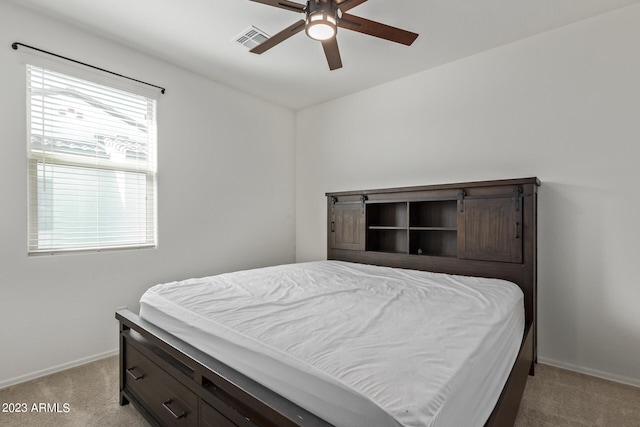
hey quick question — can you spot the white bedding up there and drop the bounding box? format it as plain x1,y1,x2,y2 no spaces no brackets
139,261,524,427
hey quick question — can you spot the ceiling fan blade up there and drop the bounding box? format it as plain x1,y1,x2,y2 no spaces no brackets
334,0,367,12
249,0,306,13
250,20,306,54
339,12,419,46
321,38,343,70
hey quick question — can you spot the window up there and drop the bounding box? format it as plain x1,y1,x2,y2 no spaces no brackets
27,65,157,254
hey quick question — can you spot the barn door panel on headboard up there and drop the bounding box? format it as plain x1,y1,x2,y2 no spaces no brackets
329,195,366,251
457,187,523,263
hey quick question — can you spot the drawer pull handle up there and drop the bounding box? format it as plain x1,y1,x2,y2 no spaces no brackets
126,367,144,380
162,399,186,419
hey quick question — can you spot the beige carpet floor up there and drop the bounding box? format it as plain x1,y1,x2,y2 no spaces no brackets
0,356,638,426
514,364,640,426
0,356,147,427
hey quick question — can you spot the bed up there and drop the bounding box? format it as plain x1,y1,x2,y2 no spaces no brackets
117,177,539,427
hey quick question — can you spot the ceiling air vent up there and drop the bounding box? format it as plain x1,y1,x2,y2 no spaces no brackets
233,26,270,50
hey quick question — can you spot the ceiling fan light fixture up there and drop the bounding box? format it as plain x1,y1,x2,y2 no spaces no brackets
305,3,337,41
306,14,337,40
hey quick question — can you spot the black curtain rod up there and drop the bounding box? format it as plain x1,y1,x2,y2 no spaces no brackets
11,42,166,94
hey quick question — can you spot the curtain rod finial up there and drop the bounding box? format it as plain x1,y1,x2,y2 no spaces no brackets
12,42,19,50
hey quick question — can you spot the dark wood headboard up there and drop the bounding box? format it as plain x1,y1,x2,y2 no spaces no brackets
326,177,539,358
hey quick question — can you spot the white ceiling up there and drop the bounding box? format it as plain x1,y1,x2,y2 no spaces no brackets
9,0,640,110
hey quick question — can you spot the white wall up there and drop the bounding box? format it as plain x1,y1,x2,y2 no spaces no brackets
2,0,639,392
296,5,640,386
0,2,296,387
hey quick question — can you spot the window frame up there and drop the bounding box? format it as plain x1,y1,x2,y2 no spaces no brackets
25,60,159,255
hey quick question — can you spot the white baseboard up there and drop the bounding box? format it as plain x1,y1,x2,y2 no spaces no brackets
537,357,640,389
0,348,118,390
3,350,638,391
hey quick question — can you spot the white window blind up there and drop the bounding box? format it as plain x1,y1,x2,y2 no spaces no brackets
27,64,157,254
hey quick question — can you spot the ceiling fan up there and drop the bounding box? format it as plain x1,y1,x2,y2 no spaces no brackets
249,0,419,70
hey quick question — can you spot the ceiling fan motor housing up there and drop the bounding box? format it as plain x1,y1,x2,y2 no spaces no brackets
305,0,338,40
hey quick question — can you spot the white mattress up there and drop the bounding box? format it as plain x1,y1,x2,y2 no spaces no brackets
139,261,524,427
